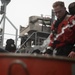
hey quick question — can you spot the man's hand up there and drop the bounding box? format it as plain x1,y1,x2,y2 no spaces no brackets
68,51,75,58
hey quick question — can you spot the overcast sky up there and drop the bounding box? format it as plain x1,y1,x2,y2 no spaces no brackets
0,0,75,46
6,0,75,27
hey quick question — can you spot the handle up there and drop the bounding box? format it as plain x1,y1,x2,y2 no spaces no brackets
8,60,30,75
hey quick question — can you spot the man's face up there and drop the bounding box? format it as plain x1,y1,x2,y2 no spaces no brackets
53,6,66,19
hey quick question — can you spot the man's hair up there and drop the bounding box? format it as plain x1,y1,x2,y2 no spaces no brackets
68,2,75,15
53,1,65,8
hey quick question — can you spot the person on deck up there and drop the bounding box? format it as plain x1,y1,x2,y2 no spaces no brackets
45,1,75,57
67,2,75,58
5,39,16,52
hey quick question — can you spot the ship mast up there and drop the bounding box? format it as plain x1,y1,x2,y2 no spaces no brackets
0,0,18,47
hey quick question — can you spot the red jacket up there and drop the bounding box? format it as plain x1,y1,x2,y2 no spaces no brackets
48,15,75,48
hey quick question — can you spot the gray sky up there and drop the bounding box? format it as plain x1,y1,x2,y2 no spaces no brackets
0,0,75,46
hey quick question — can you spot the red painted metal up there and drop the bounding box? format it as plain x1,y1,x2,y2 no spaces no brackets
0,53,75,75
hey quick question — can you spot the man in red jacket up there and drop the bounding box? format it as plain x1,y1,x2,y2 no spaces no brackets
68,2,75,58
45,1,75,56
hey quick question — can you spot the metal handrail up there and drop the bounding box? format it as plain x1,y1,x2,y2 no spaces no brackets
8,60,30,75
18,32,37,50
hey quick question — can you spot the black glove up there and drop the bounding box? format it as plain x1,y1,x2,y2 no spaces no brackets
44,47,53,55
32,49,41,54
